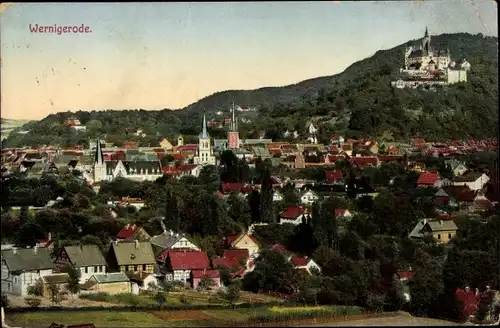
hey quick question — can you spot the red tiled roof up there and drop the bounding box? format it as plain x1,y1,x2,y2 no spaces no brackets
377,155,403,162
212,257,241,269
349,156,379,167
417,172,440,185
396,271,414,280
116,224,139,239
192,269,220,279
162,164,197,175
170,153,185,160
325,169,343,183
223,249,249,261
334,209,347,216
412,138,426,145
435,214,456,221
291,256,310,267
221,183,246,193
279,205,305,220
160,250,209,270
177,144,198,152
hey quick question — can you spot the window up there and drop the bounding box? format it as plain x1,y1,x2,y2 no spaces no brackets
134,265,138,272
98,266,102,273
85,267,88,274
437,234,441,239
94,266,98,272
448,233,452,239
125,265,129,271
143,264,147,271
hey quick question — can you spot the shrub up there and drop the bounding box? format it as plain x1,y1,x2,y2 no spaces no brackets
248,306,364,323
79,292,110,302
24,297,41,309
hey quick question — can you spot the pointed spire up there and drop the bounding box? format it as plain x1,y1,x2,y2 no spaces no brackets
231,100,237,132
424,26,428,37
200,112,209,139
94,138,104,164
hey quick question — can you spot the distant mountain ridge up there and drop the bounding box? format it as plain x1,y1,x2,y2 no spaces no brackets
3,32,498,147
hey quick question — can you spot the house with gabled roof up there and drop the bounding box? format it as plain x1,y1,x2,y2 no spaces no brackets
279,205,307,225
116,224,151,242
149,229,200,257
325,169,343,184
417,172,441,188
53,245,107,283
420,220,459,244
444,159,468,176
290,255,322,275
80,272,131,295
1,246,54,296
106,240,156,274
159,250,210,284
223,232,261,256
300,190,319,205
451,172,490,191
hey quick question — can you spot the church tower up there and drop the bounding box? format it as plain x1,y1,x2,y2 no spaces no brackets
227,101,240,149
194,113,216,165
93,138,107,183
422,26,432,56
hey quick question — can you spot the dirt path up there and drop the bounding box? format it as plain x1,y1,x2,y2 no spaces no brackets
301,312,467,327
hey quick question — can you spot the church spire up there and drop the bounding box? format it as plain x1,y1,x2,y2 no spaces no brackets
425,26,428,37
94,138,104,164
231,100,237,132
200,112,209,139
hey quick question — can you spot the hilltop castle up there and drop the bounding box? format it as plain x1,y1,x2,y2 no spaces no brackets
391,27,471,89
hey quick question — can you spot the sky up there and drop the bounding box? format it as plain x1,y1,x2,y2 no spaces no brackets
0,1,497,120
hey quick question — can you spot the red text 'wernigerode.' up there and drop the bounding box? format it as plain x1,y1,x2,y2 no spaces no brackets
29,24,92,35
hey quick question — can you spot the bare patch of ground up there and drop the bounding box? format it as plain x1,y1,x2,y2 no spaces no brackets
7,294,121,308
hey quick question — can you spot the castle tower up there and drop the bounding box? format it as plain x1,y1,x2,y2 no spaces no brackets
422,26,431,56
194,113,216,165
93,138,106,183
227,101,240,149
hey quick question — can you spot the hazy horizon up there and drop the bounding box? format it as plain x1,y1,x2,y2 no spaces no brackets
1,1,497,120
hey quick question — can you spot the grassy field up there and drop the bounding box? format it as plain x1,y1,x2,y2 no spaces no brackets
8,311,169,328
79,291,217,306
8,305,365,327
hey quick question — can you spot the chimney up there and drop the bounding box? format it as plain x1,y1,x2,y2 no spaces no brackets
48,232,52,241
33,246,38,255
134,240,139,250
125,224,130,230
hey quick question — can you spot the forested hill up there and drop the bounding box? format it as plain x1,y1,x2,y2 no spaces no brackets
3,32,498,148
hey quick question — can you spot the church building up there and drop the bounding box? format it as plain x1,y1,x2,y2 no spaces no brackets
193,114,216,166
92,138,163,183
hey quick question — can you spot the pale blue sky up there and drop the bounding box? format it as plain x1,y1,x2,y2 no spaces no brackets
1,1,497,119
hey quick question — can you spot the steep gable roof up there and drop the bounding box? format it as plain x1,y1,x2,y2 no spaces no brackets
417,172,440,185
62,245,107,267
1,247,54,272
279,205,305,219
111,241,155,266
223,249,249,261
164,250,209,270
